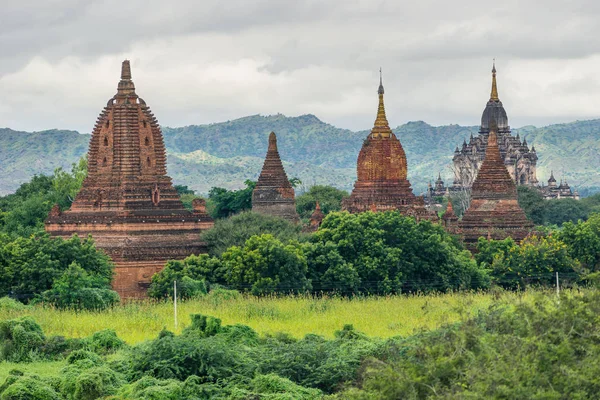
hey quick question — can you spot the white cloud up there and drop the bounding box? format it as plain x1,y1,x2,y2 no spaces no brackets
1,0,600,132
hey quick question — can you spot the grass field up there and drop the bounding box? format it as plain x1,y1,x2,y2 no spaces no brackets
0,289,539,345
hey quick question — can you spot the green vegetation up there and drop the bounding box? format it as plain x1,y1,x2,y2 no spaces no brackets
152,211,487,298
3,288,600,398
3,116,600,196
0,158,87,237
201,211,303,257
295,185,349,221
207,180,256,218
518,185,599,225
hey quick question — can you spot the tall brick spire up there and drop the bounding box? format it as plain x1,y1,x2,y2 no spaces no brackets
46,60,214,298
459,119,533,250
252,132,300,223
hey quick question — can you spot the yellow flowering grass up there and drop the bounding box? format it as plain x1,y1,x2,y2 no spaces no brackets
0,290,537,345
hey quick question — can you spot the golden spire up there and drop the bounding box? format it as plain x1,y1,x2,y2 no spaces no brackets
371,68,392,138
490,60,499,102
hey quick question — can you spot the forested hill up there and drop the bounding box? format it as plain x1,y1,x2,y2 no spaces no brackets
1,115,599,196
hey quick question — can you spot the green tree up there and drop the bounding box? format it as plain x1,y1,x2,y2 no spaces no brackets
207,180,256,219
221,234,311,295
0,157,87,237
202,211,303,257
489,235,580,288
295,185,349,220
544,198,588,225
148,254,222,299
0,233,114,301
37,262,119,310
308,211,488,294
517,186,546,225
557,213,600,272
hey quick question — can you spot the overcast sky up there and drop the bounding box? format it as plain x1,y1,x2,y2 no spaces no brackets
2,0,600,133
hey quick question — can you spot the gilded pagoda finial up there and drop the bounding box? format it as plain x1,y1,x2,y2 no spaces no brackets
490,59,499,102
371,68,391,138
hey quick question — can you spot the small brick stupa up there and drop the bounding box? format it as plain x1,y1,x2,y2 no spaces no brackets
252,132,300,223
45,60,214,298
342,71,430,218
459,119,533,250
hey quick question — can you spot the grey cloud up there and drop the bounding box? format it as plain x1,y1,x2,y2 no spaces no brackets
1,0,600,132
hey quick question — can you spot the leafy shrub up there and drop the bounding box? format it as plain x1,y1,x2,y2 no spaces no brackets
0,374,60,400
0,317,45,362
0,233,114,302
36,262,120,311
480,235,581,289
308,211,489,294
205,287,242,307
0,297,28,312
229,374,323,399
61,362,123,400
148,255,220,299
340,290,600,399
202,211,304,257
221,234,311,295
86,329,125,354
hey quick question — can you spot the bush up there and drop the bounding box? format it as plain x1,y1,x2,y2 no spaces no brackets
202,211,304,257
0,317,45,362
340,290,600,399
307,211,489,294
86,329,125,354
483,235,581,289
0,233,114,302
221,234,311,295
148,255,220,299
0,375,60,400
295,185,349,221
36,262,120,311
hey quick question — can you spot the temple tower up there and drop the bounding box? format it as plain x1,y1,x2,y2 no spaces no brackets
459,120,533,250
45,60,214,298
252,132,300,223
342,71,432,218
452,63,538,189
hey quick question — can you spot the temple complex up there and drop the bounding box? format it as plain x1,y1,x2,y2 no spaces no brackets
452,63,538,189
459,120,533,250
539,172,580,200
342,71,433,220
252,132,300,223
45,60,213,298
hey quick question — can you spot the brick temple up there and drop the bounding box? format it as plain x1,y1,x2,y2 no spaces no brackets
342,71,433,219
251,132,300,223
458,120,533,250
45,60,214,298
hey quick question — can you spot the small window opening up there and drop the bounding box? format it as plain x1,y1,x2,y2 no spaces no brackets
144,137,150,146
104,137,109,146
102,157,107,166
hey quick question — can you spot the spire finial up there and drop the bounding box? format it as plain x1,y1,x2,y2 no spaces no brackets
371,68,391,138
121,60,132,81
490,59,499,101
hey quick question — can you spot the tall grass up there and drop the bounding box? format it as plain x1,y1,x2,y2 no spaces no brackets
0,290,539,345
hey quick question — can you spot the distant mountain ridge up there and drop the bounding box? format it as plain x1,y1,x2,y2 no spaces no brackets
1,114,599,196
